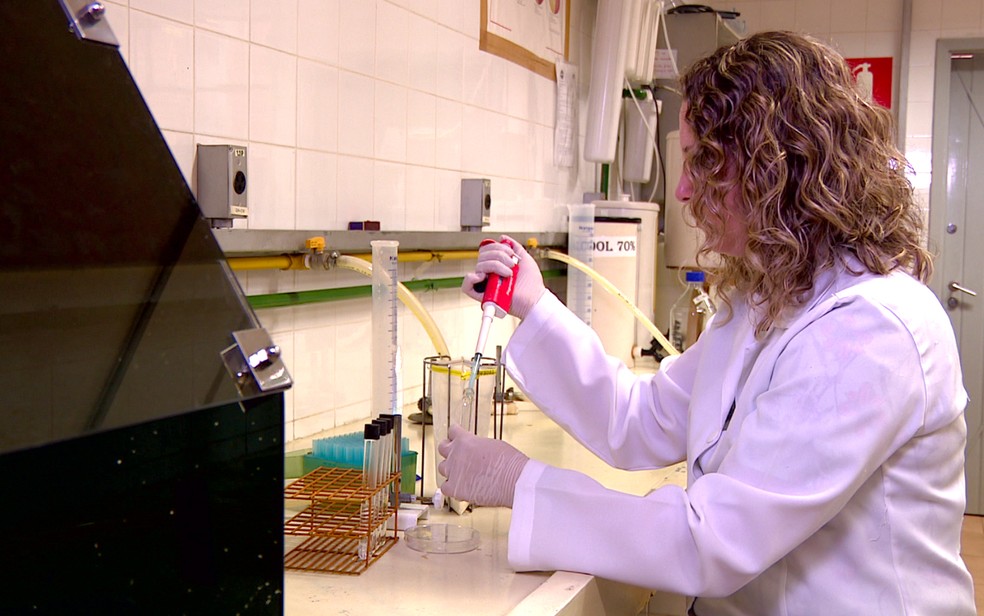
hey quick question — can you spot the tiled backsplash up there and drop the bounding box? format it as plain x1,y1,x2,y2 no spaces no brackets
107,0,984,442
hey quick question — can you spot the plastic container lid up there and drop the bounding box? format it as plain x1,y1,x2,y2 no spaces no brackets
404,524,480,554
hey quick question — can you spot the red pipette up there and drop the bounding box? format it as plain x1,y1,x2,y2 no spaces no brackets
466,239,519,395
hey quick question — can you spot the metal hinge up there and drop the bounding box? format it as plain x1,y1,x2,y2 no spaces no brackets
221,329,293,397
59,0,120,47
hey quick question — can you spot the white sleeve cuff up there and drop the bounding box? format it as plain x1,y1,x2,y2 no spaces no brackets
508,459,549,568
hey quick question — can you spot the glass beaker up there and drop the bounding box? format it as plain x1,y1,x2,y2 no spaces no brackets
426,356,496,483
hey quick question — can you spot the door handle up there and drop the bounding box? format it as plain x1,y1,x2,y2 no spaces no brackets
950,281,978,297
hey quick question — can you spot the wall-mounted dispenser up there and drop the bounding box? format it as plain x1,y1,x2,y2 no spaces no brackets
460,178,491,231
196,144,248,229
584,0,630,164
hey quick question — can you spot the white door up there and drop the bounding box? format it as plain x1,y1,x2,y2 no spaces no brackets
932,42,984,514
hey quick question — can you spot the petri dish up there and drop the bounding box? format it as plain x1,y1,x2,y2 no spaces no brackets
404,523,480,554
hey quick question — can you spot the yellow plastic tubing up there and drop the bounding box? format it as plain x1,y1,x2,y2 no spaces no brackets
334,255,450,357
540,248,680,357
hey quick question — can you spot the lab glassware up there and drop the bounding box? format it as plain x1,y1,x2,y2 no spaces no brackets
371,240,400,417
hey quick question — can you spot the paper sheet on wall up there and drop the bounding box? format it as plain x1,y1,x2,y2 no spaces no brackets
652,49,679,80
487,0,567,65
554,61,577,167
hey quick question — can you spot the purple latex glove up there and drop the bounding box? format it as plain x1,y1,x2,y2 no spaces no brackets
461,235,546,320
437,424,529,508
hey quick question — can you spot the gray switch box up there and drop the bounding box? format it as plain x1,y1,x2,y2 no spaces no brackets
460,178,491,231
196,144,247,228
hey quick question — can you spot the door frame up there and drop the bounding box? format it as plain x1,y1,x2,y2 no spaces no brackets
930,37,984,513
929,37,984,299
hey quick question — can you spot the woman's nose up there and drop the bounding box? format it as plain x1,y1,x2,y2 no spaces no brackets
675,172,693,202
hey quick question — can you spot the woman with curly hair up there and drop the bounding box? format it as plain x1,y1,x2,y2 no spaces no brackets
439,31,974,614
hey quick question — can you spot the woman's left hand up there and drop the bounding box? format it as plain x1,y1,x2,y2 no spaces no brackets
437,424,529,508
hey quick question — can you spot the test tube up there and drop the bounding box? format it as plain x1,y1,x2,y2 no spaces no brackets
371,417,392,553
373,417,392,478
381,417,394,547
379,413,401,505
360,422,380,561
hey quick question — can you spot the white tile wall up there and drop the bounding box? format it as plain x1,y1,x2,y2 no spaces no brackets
375,2,410,85
128,11,194,132
408,14,440,93
337,72,375,157
830,0,866,34
297,0,339,64
794,1,831,34
373,161,408,228
406,166,437,229
911,1,942,31
247,143,296,229
195,0,249,39
407,91,437,166
942,1,983,31
131,0,193,24
250,0,297,53
291,325,336,422
435,98,463,169
830,32,868,58
103,2,130,60
757,1,796,32
296,150,338,229
161,130,195,181
338,1,376,75
249,46,297,146
296,60,338,151
374,81,408,162
435,28,467,101
195,30,249,140
119,0,977,443
867,0,902,33
336,155,375,224
437,0,468,33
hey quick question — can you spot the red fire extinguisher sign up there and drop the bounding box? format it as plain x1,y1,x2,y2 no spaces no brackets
845,57,893,109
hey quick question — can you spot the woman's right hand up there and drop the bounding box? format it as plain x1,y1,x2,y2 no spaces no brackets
461,235,546,320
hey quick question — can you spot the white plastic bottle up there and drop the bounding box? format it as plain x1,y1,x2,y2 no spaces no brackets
669,271,715,352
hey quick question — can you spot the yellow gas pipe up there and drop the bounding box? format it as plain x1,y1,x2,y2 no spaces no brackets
227,249,480,271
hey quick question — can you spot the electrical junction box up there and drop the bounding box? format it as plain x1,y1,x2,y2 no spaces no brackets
460,178,491,231
196,144,247,228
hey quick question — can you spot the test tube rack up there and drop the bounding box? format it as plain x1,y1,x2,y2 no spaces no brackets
283,466,400,575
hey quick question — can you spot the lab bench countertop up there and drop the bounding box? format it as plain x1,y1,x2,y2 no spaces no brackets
284,403,687,616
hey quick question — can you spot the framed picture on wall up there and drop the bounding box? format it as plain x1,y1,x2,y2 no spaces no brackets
480,0,571,81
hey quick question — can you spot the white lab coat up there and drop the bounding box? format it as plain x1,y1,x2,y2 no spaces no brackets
503,262,975,615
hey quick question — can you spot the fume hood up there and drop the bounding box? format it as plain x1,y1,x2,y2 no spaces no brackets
0,2,290,613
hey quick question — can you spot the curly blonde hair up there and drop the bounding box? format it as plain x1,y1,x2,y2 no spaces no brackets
680,31,931,337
